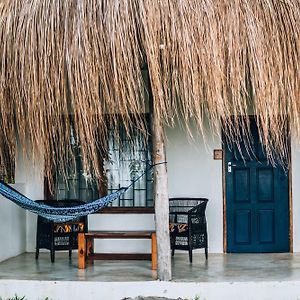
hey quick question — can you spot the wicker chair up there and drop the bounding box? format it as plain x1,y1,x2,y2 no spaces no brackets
169,198,208,262
35,200,88,263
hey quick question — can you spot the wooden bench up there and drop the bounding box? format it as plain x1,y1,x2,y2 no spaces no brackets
78,231,157,270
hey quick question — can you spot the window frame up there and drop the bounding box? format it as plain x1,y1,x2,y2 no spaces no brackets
102,113,154,212
44,113,155,214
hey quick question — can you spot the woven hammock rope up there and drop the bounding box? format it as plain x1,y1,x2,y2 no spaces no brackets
0,162,166,222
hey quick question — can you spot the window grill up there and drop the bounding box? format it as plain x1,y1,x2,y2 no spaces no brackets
54,115,153,208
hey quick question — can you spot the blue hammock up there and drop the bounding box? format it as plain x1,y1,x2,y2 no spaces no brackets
0,163,164,222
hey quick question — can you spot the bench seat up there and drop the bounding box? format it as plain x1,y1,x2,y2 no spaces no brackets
78,231,157,270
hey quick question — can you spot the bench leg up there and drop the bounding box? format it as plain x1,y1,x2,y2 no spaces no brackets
87,238,94,264
87,238,94,256
78,233,86,269
151,233,157,271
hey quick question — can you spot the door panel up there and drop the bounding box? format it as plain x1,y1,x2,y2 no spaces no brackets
225,118,289,253
257,168,274,202
258,210,274,244
234,210,251,244
234,169,250,203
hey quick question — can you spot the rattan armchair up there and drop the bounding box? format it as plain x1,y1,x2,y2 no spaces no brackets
35,200,88,263
169,198,208,262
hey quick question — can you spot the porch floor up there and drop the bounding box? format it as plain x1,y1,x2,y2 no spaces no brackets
0,252,300,282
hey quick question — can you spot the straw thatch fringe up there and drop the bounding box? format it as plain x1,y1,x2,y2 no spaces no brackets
0,0,299,184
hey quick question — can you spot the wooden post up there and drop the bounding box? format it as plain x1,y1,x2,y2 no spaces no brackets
151,232,157,271
152,109,172,281
78,233,86,269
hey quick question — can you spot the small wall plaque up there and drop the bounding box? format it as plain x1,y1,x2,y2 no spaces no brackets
214,149,223,160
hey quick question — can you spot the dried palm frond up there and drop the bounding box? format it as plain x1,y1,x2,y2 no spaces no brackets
0,0,298,185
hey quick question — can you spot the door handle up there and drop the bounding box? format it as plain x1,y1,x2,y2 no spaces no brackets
228,162,237,172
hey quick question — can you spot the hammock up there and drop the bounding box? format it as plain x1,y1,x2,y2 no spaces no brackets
0,163,165,222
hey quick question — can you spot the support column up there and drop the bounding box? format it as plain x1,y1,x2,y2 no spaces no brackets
152,109,172,281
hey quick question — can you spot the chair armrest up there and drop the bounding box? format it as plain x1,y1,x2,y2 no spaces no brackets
188,202,205,213
188,213,207,221
188,213,207,233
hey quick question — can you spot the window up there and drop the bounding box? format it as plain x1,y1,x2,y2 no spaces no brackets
54,148,100,202
53,115,153,208
105,118,153,207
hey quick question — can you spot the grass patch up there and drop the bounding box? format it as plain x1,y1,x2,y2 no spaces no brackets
0,296,51,300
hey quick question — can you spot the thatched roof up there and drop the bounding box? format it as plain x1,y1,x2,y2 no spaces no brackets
0,0,299,180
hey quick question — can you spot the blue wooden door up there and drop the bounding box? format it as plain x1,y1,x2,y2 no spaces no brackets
225,119,290,253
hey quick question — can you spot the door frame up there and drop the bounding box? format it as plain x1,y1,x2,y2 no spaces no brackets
222,122,293,253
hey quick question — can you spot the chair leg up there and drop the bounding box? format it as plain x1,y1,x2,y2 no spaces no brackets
50,249,55,263
50,237,55,263
189,248,193,263
35,223,39,260
171,248,175,257
69,236,73,258
205,247,208,260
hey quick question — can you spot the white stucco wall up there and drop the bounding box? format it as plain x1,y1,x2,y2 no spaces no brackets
291,137,300,252
166,123,223,253
88,214,155,254
14,147,44,253
3,280,300,300
0,183,26,262
0,145,42,262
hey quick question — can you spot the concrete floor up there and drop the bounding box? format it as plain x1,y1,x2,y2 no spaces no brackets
0,252,300,283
